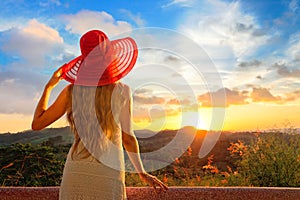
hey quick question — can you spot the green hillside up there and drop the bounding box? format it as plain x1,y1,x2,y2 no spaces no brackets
0,127,73,146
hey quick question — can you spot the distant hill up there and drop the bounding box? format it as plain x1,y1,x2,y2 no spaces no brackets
0,126,259,170
0,127,73,146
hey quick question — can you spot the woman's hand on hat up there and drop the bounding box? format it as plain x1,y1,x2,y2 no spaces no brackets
139,172,168,193
46,66,64,89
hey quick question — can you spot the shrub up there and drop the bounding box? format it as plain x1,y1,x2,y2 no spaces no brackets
236,132,300,187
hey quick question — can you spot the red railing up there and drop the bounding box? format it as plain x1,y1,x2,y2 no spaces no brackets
0,187,299,200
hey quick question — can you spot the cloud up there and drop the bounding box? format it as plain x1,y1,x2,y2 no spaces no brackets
0,69,46,114
162,0,195,8
167,98,191,105
133,104,180,123
256,75,262,79
0,66,69,115
1,19,64,67
180,0,270,62
119,9,145,27
273,62,300,78
284,90,300,101
198,87,248,107
238,59,262,68
289,0,299,13
277,66,300,77
286,32,300,62
250,87,281,102
0,18,27,32
133,95,165,104
39,0,61,7
0,18,70,116
246,86,300,104
133,88,153,95
132,85,300,119
61,10,132,36
123,43,210,97
163,55,183,65
197,86,300,106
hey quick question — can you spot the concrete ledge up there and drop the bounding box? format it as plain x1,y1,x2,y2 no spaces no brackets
0,186,299,200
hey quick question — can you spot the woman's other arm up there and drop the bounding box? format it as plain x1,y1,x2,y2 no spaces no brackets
120,85,168,192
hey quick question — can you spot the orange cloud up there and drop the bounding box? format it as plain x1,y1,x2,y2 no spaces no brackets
250,87,282,102
249,87,300,104
198,87,300,107
282,90,300,102
133,106,180,123
133,95,165,104
167,98,191,105
198,88,248,107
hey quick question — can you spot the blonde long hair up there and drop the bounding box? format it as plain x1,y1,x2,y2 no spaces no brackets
67,83,124,159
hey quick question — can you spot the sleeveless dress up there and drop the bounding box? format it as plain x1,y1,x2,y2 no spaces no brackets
59,83,132,200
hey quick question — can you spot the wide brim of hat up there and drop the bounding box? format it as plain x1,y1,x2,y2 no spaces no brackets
61,37,138,86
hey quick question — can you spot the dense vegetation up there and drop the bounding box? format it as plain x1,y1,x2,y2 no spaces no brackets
0,143,70,186
0,127,299,187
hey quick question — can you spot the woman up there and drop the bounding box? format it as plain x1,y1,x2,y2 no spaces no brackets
32,30,168,199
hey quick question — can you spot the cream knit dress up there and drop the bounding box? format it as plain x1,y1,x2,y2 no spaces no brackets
59,142,126,200
59,83,132,200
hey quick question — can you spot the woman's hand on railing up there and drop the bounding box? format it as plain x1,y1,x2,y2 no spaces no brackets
139,172,168,193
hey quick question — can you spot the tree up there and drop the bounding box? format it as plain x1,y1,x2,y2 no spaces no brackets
0,143,66,186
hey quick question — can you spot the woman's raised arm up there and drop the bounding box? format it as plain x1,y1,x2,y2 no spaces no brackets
32,67,71,130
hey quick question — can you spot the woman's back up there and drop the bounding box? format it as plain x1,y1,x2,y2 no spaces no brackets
67,82,129,166
60,82,130,199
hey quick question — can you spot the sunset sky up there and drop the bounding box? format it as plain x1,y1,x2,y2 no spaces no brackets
1,0,300,133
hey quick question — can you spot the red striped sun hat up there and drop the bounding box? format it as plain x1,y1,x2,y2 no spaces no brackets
62,30,138,86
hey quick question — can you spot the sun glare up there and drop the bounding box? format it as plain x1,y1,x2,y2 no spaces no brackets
132,110,212,131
